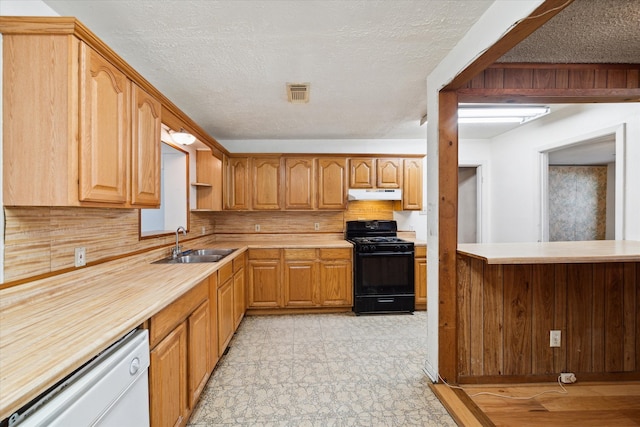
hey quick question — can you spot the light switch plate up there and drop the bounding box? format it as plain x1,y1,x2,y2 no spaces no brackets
75,247,86,267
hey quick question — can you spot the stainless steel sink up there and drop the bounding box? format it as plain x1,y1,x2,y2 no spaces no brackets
153,248,236,264
189,248,235,257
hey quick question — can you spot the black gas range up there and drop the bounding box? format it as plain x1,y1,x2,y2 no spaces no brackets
345,220,415,314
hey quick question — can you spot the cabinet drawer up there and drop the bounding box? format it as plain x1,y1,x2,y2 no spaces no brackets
233,253,246,272
283,248,316,260
149,278,208,348
248,248,280,260
218,262,234,285
415,246,426,257
319,248,351,260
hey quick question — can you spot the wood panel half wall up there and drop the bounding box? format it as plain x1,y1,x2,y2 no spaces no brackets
457,253,640,383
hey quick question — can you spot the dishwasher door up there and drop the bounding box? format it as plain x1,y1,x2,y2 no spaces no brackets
15,329,150,427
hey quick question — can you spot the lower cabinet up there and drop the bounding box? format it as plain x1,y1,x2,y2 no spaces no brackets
150,322,188,427
233,253,246,328
284,248,352,307
149,278,210,427
187,301,211,407
414,245,427,310
148,253,248,427
248,249,281,308
317,249,352,306
217,262,235,357
248,247,352,310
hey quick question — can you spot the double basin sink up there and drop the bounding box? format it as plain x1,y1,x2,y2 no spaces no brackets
153,248,236,264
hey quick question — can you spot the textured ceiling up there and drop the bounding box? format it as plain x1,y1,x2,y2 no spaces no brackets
40,0,640,143
43,0,493,140
500,0,640,63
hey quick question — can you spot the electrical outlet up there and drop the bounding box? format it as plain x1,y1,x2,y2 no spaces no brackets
74,247,86,267
314,222,320,231
201,226,206,235
560,372,577,384
550,330,561,347
255,224,261,232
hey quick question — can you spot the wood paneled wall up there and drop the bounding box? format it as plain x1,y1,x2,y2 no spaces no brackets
457,64,640,103
3,201,394,284
457,254,640,383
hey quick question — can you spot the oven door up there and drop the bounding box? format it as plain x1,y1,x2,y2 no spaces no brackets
354,251,414,295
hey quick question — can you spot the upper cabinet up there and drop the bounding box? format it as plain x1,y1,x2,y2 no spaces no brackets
131,83,162,206
349,158,375,188
252,157,281,210
79,44,131,204
376,158,402,189
317,158,347,210
223,155,420,211
225,156,250,210
1,18,225,209
193,150,223,211
2,31,161,208
402,158,423,210
224,155,348,211
284,158,314,210
349,157,402,189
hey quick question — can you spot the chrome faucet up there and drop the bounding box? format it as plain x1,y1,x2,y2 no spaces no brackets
172,226,187,258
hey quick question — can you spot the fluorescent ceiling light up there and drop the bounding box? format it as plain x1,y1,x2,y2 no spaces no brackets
458,106,550,124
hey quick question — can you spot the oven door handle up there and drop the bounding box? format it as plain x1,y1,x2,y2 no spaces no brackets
356,251,414,257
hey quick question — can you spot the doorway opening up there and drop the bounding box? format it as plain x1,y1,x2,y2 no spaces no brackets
540,125,625,242
458,166,481,243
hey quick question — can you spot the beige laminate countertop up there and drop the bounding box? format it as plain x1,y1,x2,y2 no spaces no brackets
457,240,640,264
0,237,352,419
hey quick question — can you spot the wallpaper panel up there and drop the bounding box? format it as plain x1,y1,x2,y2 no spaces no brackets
549,166,607,241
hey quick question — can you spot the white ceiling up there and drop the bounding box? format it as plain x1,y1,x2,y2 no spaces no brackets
43,0,494,141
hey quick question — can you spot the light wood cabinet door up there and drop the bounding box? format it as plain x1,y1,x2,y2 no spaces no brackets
402,158,423,210
252,157,281,210
349,158,375,188
317,158,347,210
414,257,427,309
79,43,130,204
188,301,211,409
318,260,352,306
150,322,188,427
284,158,314,210
225,156,250,210
217,277,234,357
248,259,281,308
194,150,223,211
131,83,161,206
233,266,246,328
376,158,402,188
284,259,317,307
207,274,219,370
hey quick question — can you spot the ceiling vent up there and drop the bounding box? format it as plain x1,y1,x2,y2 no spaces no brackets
287,83,310,103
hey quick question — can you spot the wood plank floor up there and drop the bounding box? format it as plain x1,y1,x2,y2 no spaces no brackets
437,381,640,427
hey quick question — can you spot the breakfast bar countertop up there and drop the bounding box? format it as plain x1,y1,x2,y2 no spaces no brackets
457,240,640,265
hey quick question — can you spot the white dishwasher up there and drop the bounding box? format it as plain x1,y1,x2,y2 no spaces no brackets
6,329,150,427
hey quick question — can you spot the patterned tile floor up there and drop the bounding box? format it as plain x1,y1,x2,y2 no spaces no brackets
188,311,456,426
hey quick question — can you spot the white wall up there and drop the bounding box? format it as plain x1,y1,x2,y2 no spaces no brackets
221,138,426,155
424,0,544,382
488,103,640,242
0,0,56,15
